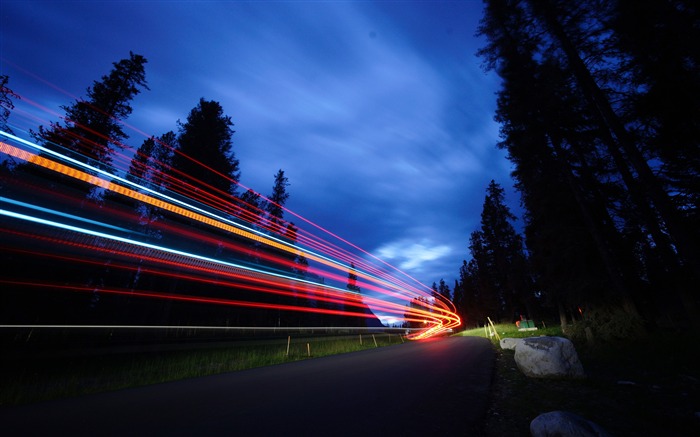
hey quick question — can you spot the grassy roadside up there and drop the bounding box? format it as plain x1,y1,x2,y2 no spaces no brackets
458,323,700,436
0,332,404,406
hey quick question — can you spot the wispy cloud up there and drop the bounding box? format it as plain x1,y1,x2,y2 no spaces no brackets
376,239,452,272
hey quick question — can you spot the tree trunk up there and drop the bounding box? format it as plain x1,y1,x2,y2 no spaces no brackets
558,300,568,333
549,134,636,309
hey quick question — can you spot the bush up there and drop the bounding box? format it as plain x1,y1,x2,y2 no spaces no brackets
567,305,645,343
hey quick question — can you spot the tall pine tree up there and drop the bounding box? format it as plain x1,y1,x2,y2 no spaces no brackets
171,98,240,201
266,169,290,233
0,75,18,135
33,52,148,178
460,181,532,323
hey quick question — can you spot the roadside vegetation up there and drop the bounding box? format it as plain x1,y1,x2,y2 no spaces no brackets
0,332,404,406
458,322,699,436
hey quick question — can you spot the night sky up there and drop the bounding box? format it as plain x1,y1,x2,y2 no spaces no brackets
1,0,521,289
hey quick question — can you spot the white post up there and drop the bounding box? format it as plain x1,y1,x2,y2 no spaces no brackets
372,334,378,347
286,335,291,357
487,317,501,341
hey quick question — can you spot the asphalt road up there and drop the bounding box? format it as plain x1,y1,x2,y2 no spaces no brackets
0,336,494,436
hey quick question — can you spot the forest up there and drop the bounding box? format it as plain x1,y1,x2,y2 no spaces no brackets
448,0,698,340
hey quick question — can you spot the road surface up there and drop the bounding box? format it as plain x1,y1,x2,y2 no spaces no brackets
0,336,494,436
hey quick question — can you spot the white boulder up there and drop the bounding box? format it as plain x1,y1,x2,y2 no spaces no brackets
530,411,612,437
514,336,584,378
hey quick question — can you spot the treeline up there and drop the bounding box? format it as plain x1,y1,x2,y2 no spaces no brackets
446,0,698,337
0,54,382,329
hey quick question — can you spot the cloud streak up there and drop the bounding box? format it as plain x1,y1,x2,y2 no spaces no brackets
376,239,452,272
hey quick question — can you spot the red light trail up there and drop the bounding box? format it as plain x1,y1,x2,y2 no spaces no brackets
1,115,459,338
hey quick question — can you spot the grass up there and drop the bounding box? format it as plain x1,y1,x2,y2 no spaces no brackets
0,332,404,406
458,322,700,436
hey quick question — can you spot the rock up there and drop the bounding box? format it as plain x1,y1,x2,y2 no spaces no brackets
514,336,584,378
530,411,612,437
500,337,521,350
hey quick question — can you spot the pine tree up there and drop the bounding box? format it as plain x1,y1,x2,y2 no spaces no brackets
464,181,531,323
239,188,265,228
462,233,496,324
437,279,451,302
123,131,176,226
266,169,290,233
0,75,19,135
171,98,240,200
451,279,465,326
0,75,19,177
33,52,148,176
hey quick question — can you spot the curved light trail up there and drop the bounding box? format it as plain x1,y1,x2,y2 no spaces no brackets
1,108,460,339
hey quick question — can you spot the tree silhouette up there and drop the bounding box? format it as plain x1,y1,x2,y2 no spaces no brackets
459,181,531,323
239,188,265,228
266,169,290,233
33,52,148,177
171,98,240,199
0,75,19,135
0,75,19,176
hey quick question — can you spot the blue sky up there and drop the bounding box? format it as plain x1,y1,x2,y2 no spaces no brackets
1,0,521,290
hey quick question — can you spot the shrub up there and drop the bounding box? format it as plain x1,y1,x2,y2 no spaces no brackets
567,305,645,343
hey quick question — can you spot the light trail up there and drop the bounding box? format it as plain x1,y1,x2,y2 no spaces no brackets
0,324,427,333
0,196,138,234
0,228,421,320
0,70,440,314
0,280,386,321
0,211,444,324
0,135,428,302
5,85,443,306
2,92,445,306
1,116,460,338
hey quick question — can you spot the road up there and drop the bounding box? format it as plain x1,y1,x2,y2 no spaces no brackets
0,336,494,436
